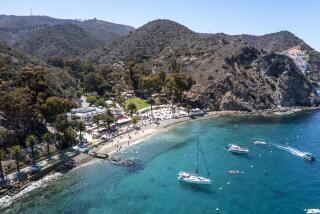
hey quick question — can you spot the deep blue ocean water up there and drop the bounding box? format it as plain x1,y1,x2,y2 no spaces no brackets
4,111,320,214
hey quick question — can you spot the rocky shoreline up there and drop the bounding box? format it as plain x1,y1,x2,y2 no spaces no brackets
206,106,320,117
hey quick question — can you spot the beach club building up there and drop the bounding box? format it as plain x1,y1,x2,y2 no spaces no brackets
67,106,106,122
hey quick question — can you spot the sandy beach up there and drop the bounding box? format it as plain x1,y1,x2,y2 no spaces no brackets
93,117,191,156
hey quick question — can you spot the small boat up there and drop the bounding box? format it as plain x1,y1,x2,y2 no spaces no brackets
254,140,266,145
302,153,316,161
305,209,320,214
178,136,212,185
226,144,249,153
228,170,240,174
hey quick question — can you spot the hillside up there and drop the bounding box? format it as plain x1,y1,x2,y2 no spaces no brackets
1,17,319,112
87,19,319,110
87,19,197,64
212,31,320,85
77,19,135,44
213,31,312,52
0,15,134,45
0,42,77,144
14,24,102,59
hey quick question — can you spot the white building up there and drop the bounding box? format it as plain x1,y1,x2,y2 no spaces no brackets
67,106,106,122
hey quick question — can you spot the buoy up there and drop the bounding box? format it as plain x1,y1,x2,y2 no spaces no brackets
216,208,220,211
219,187,223,190
227,181,230,185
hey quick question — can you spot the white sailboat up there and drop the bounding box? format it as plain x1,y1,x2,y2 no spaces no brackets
178,136,212,185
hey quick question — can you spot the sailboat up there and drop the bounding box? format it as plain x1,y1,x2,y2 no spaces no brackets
178,136,212,185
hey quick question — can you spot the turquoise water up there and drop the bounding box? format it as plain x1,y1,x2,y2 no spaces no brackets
4,111,320,214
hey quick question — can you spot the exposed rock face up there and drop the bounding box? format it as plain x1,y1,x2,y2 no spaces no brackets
212,31,320,85
185,47,318,111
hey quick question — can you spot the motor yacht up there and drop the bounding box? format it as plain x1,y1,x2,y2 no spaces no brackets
302,153,316,161
226,144,249,154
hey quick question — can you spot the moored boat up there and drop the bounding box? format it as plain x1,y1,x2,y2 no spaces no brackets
226,144,249,153
178,136,212,185
305,209,320,214
178,172,211,185
254,140,266,145
302,153,316,161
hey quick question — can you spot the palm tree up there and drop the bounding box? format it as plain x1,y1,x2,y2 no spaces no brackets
0,149,6,180
147,97,155,115
26,135,39,165
55,132,64,152
9,145,22,174
186,105,192,116
132,116,140,127
42,132,53,157
92,115,101,132
127,103,137,117
75,121,85,144
104,110,115,129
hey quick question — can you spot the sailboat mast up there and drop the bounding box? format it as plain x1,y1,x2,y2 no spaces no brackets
196,136,199,174
198,138,211,178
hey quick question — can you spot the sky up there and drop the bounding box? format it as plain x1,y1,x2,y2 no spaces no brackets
1,0,319,50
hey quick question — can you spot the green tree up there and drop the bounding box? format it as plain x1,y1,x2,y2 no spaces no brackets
41,96,75,123
186,105,192,116
138,76,162,96
9,145,22,174
95,98,106,107
92,115,101,132
63,128,77,148
42,132,53,157
147,97,155,115
54,114,69,133
103,110,115,129
86,96,98,106
75,121,85,144
0,149,6,180
26,135,39,165
132,116,140,127
84,73,104,94
127,103,137,116
0,127,8,148
55,133,64,151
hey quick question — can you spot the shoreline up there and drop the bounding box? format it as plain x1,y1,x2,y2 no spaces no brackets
93,117,192,156
1,106,319,209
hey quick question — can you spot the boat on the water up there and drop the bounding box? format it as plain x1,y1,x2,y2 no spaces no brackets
254,140,266,145
302,153,316,161
226,144,249,153
305,208,320,214
178,172,211,185
178,136,212,185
